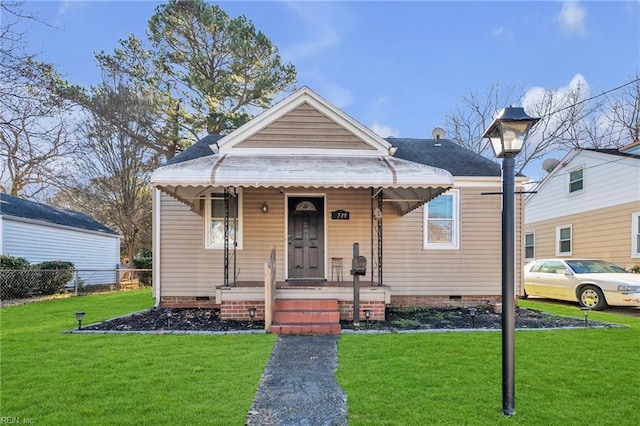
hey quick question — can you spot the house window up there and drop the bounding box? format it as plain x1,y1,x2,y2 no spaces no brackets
205,191,243,249
633,212,640,258
556,224,572,256
525,232,535,260
424,190,459,250
568,167,584,193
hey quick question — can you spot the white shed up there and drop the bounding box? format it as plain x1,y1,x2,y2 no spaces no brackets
0,194,121,285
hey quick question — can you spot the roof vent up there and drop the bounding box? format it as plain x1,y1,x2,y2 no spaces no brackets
432,127,445,146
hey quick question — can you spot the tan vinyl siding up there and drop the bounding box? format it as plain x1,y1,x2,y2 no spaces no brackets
159,186,522,300
383,187,520,297
234,103,375,150
526,200,640,268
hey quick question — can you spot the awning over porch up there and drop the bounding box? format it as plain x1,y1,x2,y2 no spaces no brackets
151,154,454,215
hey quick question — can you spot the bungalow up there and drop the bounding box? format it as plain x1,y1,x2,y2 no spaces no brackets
150,87,526,334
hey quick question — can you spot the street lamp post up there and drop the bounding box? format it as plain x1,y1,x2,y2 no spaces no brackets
482,107,539,417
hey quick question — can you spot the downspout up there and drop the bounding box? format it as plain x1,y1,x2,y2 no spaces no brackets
153,188,162,307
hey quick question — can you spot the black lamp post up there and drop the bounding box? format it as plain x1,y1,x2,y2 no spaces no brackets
75,311,85,330
482,107,539,417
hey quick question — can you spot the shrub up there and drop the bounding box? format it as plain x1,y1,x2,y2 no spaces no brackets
0,255,32,299
31,261,75,295
132,257,152,286
629,265,640,274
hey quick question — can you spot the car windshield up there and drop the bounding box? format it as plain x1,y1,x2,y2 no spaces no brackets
565,260,629,274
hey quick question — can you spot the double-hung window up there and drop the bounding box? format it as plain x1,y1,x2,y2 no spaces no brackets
633,212,640,258
568,167,584,194
556,224,572,256
205,191,243,249
525,232,535,260
424,190,459,249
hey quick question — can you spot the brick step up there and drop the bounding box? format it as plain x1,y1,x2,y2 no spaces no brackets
274,299,338,312
274,323,342,336
271,299,341,335
273,310,340,324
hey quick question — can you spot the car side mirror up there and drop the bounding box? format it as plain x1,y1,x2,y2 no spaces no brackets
556,268,570,275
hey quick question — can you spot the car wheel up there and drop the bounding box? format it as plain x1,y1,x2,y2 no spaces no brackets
578,285,607,311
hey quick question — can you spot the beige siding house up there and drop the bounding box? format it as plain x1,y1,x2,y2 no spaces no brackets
525,144,640,269
151,87,526,334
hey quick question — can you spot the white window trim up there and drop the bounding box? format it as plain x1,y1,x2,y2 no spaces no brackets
555,224,572,256
423,189,460,250
525,231,535,260
567,165,585,195
632,212,640,258
204,190,244,250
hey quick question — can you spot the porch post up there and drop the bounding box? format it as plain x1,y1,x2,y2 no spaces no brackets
377,189,383,286
223,188,229,287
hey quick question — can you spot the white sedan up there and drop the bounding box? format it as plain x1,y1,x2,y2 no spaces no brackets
523,259,640,310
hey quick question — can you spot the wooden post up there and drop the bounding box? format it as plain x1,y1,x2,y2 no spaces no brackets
353,243,360,327
264,244,276,332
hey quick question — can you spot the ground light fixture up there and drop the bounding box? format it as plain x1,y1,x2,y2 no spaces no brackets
467,307,477,328
75,311,85,330
248,306,257,325
482,106,540,417
363,309,372,325
581,307,590,327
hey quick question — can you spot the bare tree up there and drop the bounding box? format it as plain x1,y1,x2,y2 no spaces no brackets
58,75,157,262
605,74,640,145
444,83,522,157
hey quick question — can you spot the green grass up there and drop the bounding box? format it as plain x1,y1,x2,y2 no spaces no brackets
0,289,276,425
337,300,640,425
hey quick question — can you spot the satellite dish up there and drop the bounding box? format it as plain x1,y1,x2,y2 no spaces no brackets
432,127,446,141
542,158,560,173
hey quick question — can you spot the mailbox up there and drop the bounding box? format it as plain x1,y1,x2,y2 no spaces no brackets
350,255,367,276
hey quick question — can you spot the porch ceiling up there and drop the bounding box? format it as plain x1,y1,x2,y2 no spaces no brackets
151,154,454,215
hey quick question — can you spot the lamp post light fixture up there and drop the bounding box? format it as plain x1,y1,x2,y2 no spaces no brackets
75,311,85,330
467,307,477,328
581,306,590,327
482,106,540,417
248,306,257,325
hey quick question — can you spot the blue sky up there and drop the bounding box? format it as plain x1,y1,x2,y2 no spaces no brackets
17,0,640,143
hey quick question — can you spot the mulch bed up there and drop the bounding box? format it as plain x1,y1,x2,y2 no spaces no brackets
80,305,605,332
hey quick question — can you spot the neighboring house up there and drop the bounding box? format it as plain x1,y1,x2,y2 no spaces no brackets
525,143,640,269
0,194,121,285
151,87,526,333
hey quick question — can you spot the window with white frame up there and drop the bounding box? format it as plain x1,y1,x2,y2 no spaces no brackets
568,167,584,193
632,212,640,258
205,191,243,249
556,224,572,256
424,190,459,249
525,232,535,260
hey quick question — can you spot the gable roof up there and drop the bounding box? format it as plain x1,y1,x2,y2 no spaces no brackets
388,138,501,176
0,193,119,236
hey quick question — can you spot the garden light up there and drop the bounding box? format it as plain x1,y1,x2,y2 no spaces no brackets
467,307,477,328
75,311,85,330
580,307,590,327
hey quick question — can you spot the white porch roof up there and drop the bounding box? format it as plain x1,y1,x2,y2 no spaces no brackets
151,154,454,215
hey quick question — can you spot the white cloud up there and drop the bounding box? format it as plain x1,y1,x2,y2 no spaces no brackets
321,83,354,109
371,123,399,138
282,2,344,60
491,26,513,41
556,1,587,36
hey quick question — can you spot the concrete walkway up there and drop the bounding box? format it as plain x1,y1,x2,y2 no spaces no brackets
246,335,347,426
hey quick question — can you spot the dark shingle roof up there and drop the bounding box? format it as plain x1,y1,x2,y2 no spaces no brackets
387,138,502,177
0,193,119,236
161,134,502,177
165,134,224,166
585,148,640,160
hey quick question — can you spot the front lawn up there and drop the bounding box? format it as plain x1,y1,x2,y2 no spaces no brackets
337,300,639,425
0,289,276,424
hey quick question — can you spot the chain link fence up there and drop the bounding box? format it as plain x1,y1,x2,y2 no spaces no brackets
0,268,152,305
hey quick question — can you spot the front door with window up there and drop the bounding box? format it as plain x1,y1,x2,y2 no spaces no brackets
287,197,324,280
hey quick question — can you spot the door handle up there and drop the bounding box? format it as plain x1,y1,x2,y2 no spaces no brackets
288,234,292,245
